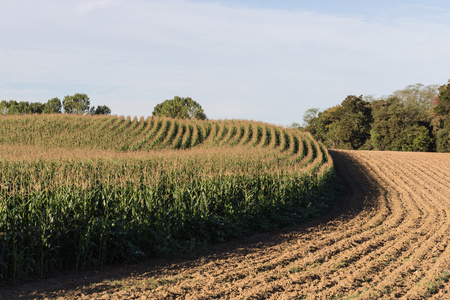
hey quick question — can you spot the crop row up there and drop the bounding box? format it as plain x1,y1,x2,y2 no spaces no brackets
1,114,325,153
0,115,336,282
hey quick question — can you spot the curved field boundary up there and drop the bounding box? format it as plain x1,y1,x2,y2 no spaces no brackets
0,115,335,284
0,116,329,172
4,150,450,299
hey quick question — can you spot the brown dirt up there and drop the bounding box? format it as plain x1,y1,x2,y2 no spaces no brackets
2,150,450,299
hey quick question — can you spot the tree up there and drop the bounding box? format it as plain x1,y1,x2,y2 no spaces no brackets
436,124,450,153
5,100,20,115
306,96,372,149
392,83,438,122
433,80,450,152
338,95,373,149
300,82,441,152
0,100,8,115
152,96,207,120
17,101,32,114
312,105,341,147
400,125,433,152
43,97,62,114
369,83,438,152
289,122,302,130
0,94,110,116
90,105,111,115
29,102,45,114
302,108,319,133
63,93,91,114
433,80,450,124
370,97,432,152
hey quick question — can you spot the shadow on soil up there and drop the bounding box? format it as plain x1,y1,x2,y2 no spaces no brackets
0,150,381,299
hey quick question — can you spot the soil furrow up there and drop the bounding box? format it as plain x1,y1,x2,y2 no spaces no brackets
352,154,448,298
2,150,450,300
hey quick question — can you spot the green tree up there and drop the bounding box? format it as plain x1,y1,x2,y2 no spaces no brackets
306,96,372,149
63,93,91,114
370,97,432,152
301,82,440,152
5,100,20,115
29,102,45,114
0,100,8,115
433,80,450,152
43,98,62,114
289,122,302,130
307,105,338,147
90,105,111,115
1,99,56,114
434,81,450,116
152,96,207,120
338,95,373,149
401,125,433,151
436,124,450,152
392,83,438,122
302,108,319,134
17,101,32,114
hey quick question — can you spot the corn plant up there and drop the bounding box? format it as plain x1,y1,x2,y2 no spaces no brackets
0,115,337,283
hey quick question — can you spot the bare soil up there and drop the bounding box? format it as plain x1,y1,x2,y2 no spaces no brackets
2,150,450,299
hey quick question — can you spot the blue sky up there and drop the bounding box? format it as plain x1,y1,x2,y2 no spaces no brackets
1,0,450,125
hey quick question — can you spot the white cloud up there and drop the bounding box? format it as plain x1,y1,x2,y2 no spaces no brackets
0,0,450,124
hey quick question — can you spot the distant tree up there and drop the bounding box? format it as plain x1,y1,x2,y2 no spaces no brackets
301,82,442,152
0,100,8,115
1,100,44,115
436,124,450,152
338,95,373,149
289,122,302,130
310,105,340,147
0,94,110,116
29,102,45,114
433,80,450,121
302,108,319,133
401,125,433,152
392,83,438,122
370,97,432,152
363,95,377,102
433,80,450,152
43,97,62,114
63,93,91,114
5,100,19,115
152,96,207,120
306,96,372,149
90,105,111,115
17,101,32,114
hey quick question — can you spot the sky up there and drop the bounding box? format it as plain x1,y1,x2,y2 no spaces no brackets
1,0,450,126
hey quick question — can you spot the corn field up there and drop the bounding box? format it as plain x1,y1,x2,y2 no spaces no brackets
0,114,337,282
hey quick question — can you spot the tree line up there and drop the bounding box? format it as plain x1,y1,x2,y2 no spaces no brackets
0,93,111,116
300,81,450,153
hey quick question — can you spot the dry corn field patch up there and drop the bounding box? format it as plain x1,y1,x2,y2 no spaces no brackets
0,115,335,296
2,150,450,299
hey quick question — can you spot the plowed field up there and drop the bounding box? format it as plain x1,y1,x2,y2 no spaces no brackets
2,150,450,299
